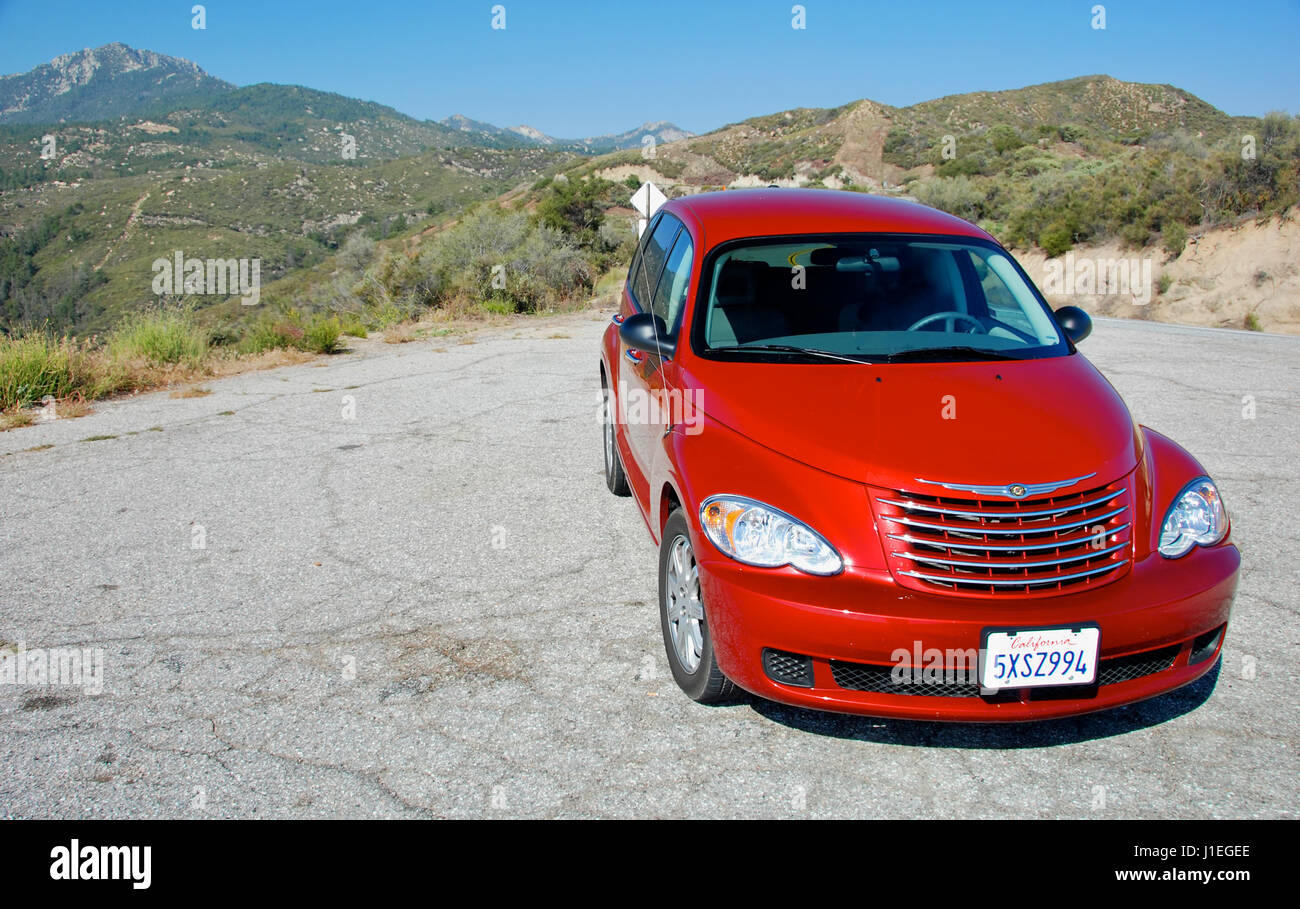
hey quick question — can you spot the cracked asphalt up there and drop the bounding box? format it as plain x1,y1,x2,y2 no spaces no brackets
0,313,1296,818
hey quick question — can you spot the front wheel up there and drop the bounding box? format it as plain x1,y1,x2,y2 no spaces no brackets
659,510,737,703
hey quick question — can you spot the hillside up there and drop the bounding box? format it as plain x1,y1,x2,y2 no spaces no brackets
563,75,1297,327
3,48,1297,341
1015,212,1300,334
0,141,572,332
580,74,1259,193
0,45,594,333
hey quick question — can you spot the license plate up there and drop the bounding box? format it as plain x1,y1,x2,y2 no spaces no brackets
980,625,1100,691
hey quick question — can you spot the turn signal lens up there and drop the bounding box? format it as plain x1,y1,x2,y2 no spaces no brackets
699,496,842,575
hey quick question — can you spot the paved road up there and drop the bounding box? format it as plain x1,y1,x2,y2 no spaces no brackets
1,314,1296,818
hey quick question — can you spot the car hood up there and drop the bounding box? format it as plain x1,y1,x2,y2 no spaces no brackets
682,353,1141,491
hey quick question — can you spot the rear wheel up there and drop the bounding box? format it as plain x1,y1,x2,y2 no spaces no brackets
602,379,630,496
659,510,737,703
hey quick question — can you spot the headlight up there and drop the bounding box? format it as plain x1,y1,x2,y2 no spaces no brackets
699,495,842,575
1158,477,1228,558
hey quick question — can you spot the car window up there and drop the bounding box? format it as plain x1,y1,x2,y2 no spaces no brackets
625,245,643,306
651,229,694,330
964,250,1035,336
633,215,680,309
695,234,1066,361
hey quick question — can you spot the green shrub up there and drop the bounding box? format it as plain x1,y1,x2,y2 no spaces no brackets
0,333,75,408
108,307,208,365
338,313,368,338
302,316,343,354
535,175,620,246
912,176,985,221
935,155,986,178
236,308,350,354
235,321,289,355
410,207,593,313
882,128,933,169
338,232,377,271
1162,221,1188,257
1120,222,1150,249
1038,222,1074,257
988,125,1025,155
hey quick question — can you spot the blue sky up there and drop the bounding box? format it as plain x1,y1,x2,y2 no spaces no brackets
1,0,1296,136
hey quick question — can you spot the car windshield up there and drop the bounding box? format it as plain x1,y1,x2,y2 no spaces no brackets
693,234,1069,362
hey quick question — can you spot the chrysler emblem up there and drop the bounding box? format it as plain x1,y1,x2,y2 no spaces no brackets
914,472,1098,500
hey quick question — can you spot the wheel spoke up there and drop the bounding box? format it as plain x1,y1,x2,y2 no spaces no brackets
686,594,703,621
666,594,682,622
676,625,693,667
685,621,702,661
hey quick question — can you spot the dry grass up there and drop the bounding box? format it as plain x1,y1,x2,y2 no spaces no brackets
58,398,94,419
382,324,418,344
209,346,314,376
0,304,575,433
0,410,36,430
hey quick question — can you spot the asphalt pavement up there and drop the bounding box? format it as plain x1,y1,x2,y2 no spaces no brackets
0,313,1295,818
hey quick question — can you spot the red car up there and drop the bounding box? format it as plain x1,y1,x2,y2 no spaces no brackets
599,188,1238,721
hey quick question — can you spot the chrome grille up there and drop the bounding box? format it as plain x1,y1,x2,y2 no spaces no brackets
872,476,1134,596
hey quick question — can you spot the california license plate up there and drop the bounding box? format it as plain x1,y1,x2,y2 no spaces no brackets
980,625,1100,691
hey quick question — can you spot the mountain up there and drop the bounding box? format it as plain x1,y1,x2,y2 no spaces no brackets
440,116,695,153
548,74,1294,279
0,46,531,161
656,74,1247,191
171,83,523,160
900,75,1239,139
0,43,232,124
440,114,534,148
1,44,695,158
507,124,555,145
576,120,696,153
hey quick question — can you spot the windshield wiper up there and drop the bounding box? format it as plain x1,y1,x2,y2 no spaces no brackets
712,344,876,364
884,346,1021,362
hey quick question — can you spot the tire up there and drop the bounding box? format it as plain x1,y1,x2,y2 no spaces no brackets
659,510,737,703
602,379,631,497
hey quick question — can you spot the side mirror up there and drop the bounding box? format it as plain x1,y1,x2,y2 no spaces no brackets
1054,305,1092,344
619,311,675,359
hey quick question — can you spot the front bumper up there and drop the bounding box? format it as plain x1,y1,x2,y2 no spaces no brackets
699,542,1239,722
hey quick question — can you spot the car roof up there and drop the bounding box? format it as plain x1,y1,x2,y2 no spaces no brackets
666,188,992,247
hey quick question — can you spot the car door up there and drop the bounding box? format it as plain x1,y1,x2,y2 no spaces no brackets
618,213,683,495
